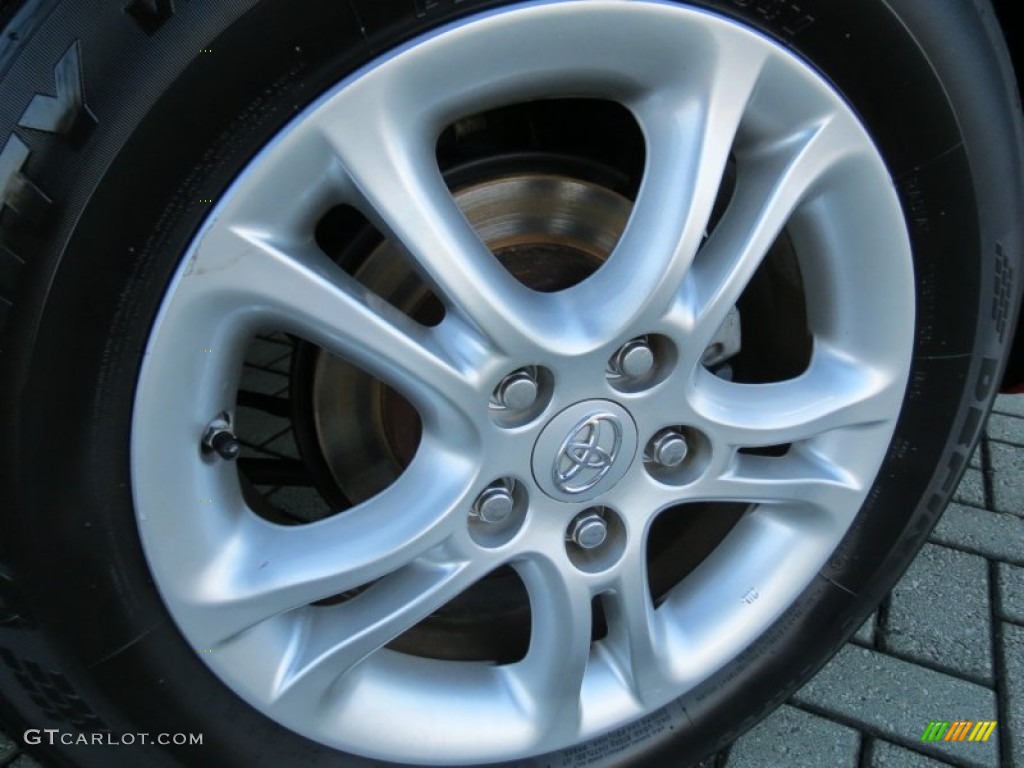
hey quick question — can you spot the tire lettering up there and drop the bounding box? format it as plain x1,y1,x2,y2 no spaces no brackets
727,0,815,37
939,451,964,493
975,356,999,401
17,42,97,145
923,354,1001,513
957,405,983,446
414,0,439,17
557,705,682,767
992,243,1014,342
900,175,930,233
0,648,107,730
0,135,52,226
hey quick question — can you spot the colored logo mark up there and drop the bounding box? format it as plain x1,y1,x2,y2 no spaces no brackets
920,721,997,743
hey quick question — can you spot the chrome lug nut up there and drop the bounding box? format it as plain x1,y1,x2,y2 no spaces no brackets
569,513,608,550
609,338,655,378
473,485,515,524
494,369,539,411
649,429,689,467
203,419,241,461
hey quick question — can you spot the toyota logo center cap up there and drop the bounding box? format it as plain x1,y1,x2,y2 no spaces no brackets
532,400,638,502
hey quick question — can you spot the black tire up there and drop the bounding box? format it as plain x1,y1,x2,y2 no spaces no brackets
0,1,1021,767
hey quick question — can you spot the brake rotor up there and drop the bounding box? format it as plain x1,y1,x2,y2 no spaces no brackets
309,172,633,507
275,171,630,661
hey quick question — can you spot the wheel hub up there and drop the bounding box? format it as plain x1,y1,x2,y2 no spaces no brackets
532,400,638,502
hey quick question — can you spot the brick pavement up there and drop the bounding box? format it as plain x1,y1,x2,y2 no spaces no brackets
0,393,1021,767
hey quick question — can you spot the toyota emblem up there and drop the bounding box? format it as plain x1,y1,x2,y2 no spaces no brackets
552,413,623,494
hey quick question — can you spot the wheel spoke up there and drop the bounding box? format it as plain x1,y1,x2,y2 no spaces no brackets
315,92,544,353
602,554,670,706
184,455,474,646
559,45,769,345
688,115,867,355
271,557,492,707
694,449,864,512
185,226,476,424
691,345,902,448
504,554,593,743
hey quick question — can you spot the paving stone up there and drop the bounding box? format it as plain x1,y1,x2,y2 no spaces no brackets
953,467,987,509
1004,622,1024,768
855,613,878,646
987,413,1024,446
970,444,983,469
998,563,1024,625
242,336,293,367
263,428,301,459
237,365,288,397
883,544,993,684
266,486,332,523
989,441,1024,516
930,503,1024,566
793,645,999,767
238,444,275,461
234,404,290,448
994,394,1024,418
727,705,859,768
867,739,955,767
266,352,292,373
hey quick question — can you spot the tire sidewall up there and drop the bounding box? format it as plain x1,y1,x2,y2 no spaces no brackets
0,1,1019,767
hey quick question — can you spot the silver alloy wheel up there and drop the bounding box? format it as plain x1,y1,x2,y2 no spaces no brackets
131,1,915,764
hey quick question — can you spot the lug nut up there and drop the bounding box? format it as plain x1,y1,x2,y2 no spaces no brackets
648,429,689,468
494,369,539,411
609,338,655,379
473,485,515,524
203,420,241,461
569,513,608,550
